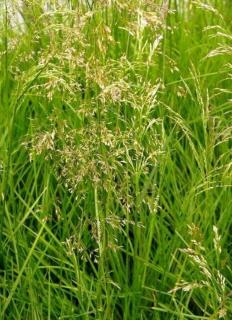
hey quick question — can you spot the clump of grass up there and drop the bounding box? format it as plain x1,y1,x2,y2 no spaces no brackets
0,0,232,319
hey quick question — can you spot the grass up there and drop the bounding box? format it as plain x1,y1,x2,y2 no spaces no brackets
0,0,231,319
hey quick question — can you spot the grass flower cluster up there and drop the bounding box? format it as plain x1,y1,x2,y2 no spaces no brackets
0,0,231,319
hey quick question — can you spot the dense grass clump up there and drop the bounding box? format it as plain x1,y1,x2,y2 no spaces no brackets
0,0,231,319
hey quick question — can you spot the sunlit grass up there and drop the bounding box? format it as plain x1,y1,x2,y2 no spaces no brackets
0,0,232,319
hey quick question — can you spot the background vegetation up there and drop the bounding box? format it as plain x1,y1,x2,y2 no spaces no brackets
0,0,231,319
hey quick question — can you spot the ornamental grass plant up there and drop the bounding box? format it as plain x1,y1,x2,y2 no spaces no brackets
0,0,231,319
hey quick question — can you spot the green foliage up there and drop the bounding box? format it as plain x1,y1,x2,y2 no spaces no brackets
0,0,231,319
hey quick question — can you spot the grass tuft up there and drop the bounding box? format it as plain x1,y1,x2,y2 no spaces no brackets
0,0,232,319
